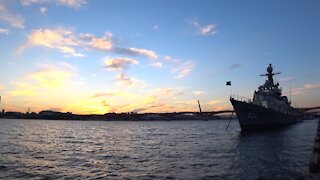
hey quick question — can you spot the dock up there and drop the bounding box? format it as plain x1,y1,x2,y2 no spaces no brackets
308,118,320,179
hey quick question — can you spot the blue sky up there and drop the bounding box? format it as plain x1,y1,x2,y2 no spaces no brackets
0,0,319,114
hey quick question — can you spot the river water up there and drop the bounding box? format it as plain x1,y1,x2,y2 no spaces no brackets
0,119,317,179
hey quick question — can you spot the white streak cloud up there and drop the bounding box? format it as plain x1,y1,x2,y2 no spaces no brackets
0,28,9,35
290,83,320,95
150,61,162,68
21,0,87,9
0,2,25,29
191,20,216,36
115,47,158,59
172,61,195,79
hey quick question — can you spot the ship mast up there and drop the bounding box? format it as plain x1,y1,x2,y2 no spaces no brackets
260,64,281,88
197,100,202,113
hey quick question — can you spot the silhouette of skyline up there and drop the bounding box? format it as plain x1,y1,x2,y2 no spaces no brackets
0,0,320,114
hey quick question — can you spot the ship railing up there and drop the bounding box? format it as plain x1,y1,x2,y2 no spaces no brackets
230,94,252,103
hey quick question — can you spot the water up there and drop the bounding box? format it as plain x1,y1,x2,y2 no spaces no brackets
0,119,317,179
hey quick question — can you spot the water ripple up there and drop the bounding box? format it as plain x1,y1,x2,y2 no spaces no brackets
0,119,317,179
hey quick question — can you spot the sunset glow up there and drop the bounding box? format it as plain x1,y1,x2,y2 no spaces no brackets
0,0,319,114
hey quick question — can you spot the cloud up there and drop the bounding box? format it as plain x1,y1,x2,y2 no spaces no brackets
21,28,84,57
193,90,207,96
40,7,47,14
0,2,25,29
104,57,138,71
206,100,223,105
228,63,242,69
149,88,184,97
79,32,113,51
21,27,161,60
191,20,216,36
176,99,198,105
0,28,9,35
115,73,145,88
28,62,76,89
290,83,320,95
115,47,158,59
20,0,47,5
10,82,37,96
20,28,114,57
171,61,195,79
150,61,162,68
21,0,87,9
163,56,196,79
10,62,77,96
91,92,134,99
103,57,144,87
56,0,87,8
279,77,293,82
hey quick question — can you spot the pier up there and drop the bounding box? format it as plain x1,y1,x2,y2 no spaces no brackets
308,118,320,179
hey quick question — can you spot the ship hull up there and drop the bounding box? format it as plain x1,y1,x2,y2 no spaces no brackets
230,98,302,130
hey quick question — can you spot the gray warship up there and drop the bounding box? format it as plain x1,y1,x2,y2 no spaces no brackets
230,64,302,130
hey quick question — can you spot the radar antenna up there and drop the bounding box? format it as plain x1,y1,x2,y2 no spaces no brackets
259,64,281,86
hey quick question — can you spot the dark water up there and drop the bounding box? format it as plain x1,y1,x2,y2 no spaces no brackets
0,119,318,180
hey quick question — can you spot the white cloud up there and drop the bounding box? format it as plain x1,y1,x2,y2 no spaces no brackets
150,61,162,68
57,0,86,8
21,0,48,6
40,7,47,14
193,90,207,96
0,28,9,35
0,2,25,29
191,20,216,36
172,61,195,79
279,77,293,82
21,0,87,9
123,48,158,59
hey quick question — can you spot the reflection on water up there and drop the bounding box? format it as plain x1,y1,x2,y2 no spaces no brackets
0,119,317,179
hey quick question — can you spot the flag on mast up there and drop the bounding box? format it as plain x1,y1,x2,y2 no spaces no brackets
226,81,231,86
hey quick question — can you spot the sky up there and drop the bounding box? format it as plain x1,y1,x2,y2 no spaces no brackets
0,0,319,114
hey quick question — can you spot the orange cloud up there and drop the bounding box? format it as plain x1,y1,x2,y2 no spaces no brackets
22,28,84,57
21,28,114,57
